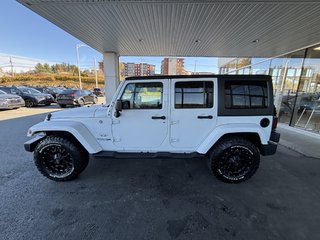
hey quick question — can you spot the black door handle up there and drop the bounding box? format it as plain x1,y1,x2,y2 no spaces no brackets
197,115,213,119
152,116,166,120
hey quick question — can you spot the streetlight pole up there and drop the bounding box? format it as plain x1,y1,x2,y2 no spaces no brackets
76,44,87,89
94,57,98,88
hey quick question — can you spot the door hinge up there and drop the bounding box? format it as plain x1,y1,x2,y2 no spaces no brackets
170,120,179,125
170,138,179,143
113,138,121,142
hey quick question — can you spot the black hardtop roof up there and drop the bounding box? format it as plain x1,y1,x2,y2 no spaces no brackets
125,74,271,81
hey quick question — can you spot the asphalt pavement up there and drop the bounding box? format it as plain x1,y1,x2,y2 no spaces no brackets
1,110,320,240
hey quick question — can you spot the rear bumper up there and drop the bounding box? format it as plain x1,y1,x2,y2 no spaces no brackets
24,135,45,152
260,131,280,156
57,99,78,105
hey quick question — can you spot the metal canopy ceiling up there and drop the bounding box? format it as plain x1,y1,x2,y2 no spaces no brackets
18,0,320,57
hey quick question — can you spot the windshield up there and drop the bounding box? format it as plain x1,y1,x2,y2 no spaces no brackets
49,87,63,93
61,89,77,94
18,87,41,94
0,90,6,95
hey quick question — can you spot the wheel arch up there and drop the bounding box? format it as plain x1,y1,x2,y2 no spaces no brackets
27,121,102,154
205,132,262,156
197,125,268,154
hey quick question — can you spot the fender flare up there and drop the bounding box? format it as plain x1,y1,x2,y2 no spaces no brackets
27,120,102,154
196,124,269,154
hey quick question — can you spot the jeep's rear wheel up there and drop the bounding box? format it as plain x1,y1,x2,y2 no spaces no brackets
207,137,260,183
34,136,89,181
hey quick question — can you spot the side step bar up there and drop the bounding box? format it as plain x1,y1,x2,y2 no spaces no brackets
92,151,205,159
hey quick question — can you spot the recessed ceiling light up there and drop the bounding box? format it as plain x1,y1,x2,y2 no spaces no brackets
314,46,320,50
252,39,259,43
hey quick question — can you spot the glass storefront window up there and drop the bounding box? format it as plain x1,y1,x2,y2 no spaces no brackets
220,46,320,134
290,46,320,133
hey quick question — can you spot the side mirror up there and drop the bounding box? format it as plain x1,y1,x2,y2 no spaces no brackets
122,100,130,109
114,99,122,118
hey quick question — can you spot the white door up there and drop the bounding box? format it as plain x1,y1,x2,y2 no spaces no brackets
112,80,168,150
170,78,217,149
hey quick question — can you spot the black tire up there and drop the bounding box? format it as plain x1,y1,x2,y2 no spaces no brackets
207,137,260,183
25,99,35,108
34,136,89,181
59,104,66,108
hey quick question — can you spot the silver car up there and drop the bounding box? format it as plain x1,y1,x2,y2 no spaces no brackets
0,90,25,109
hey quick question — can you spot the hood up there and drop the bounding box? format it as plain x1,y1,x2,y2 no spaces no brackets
50,105,102,119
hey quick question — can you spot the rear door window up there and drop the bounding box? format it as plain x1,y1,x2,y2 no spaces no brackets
175,81,213,109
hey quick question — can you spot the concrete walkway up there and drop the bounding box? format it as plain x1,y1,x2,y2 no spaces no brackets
277,123,320,159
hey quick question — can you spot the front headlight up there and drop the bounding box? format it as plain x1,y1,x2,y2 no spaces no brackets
0,98,8,105
35,96,46,101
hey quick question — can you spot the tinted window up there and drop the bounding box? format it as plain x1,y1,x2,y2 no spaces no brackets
61,90,77,94
0,88,10,94
121,82,163,109
175,81,213,108
225,81,268,109
18,87,41,94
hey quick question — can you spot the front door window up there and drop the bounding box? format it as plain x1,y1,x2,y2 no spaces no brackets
121,82,163,109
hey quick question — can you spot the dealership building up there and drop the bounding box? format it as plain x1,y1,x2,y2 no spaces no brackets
18,0,320,133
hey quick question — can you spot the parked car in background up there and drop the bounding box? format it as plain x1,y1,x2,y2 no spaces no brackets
56,89,98,108
298,93,320,113
92,87,104,97
0,86,54,107
34,86,64,101
0,89,25,110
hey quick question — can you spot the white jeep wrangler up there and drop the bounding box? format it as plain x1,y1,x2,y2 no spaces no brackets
25,75,280,183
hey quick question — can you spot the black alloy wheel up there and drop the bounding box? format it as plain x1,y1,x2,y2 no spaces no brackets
216,146,254,181
34,136,89,181
208,137,260,183
38,144,74,178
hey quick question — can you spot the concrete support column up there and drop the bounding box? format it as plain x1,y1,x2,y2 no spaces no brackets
103,52,120,104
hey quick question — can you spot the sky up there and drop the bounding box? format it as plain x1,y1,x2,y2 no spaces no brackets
0,0,220,74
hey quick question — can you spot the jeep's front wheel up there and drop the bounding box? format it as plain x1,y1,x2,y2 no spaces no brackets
34,136,89,181
207,137,260,183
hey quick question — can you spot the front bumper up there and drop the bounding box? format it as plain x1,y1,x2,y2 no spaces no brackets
260,131,280,156
37,98,54,105
24,135,45,152
0,103,25,109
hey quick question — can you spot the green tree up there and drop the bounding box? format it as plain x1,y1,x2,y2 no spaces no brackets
35,63,44,73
